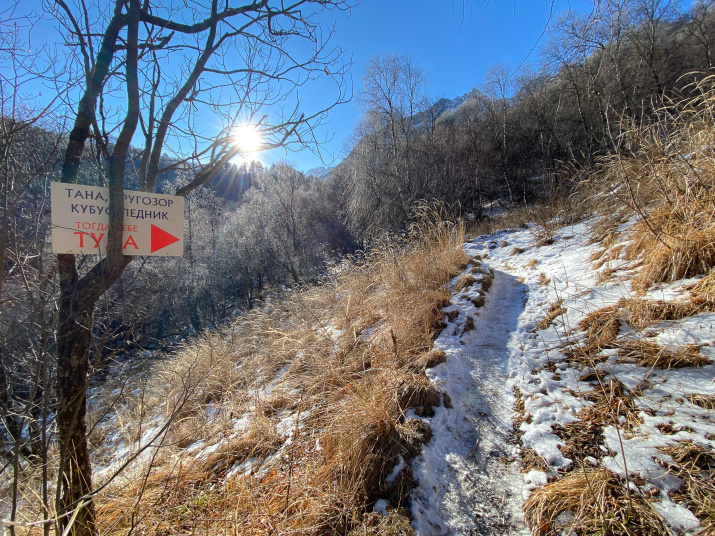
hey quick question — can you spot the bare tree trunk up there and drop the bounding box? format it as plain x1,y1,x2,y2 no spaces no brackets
55,272,95,534
54,4,135,532
45,1,349,533
56,252,133,535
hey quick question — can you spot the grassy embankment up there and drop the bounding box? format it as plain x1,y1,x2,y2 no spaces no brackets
521,77,715,535
86,213,473,535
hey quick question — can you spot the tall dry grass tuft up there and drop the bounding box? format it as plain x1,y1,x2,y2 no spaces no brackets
660,441,715,534
522,83,715,534
524,467,669,535
595,75,715,290
534,300,567,332
569,305,622,366
618,339,708,368
90,212,468,535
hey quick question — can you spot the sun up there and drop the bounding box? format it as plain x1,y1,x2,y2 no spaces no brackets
233,124,263,152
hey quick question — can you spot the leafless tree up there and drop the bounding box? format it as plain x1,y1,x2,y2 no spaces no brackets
343,53,430,236
0,6,69,535
20,1,354,534
689,0,715,67
483,63,516,201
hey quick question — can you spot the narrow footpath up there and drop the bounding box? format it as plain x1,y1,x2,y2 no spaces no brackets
411,264,530,535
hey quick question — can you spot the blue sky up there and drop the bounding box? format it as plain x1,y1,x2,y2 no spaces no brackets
16,0,592,174
263,0,594,172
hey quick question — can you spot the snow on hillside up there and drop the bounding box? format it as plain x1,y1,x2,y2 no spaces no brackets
82,215,714,535
413,217,714,534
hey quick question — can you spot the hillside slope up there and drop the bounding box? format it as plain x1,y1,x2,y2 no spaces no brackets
9,213,713,536
79,215,715,536
444,218,715,535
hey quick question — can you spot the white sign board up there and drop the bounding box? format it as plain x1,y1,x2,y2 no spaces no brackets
51,182,184,256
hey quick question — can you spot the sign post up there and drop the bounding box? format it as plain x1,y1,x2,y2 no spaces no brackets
51,183,184,256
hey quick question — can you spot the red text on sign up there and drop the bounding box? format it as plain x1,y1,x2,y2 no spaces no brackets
123,235,139,250
73,231,104,248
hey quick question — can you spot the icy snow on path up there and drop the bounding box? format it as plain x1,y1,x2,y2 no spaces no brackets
411,266,530,535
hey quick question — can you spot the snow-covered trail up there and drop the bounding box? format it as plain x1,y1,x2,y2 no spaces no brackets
411,267,530,535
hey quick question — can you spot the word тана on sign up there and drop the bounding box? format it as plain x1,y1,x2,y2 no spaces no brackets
51,183,184,256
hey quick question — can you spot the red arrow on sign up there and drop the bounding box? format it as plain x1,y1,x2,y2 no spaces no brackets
151,224,180,253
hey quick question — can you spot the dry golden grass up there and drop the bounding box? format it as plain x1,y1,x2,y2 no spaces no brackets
453,273,478,293
454,263,493,296
525,259,538,269
588,214,625,247
660,441,715,535
595,76,715,291
534,300,567,332
463,207,528,240
524,467,669,536
629,210,715,291
478,268,494,293
690,269,715,303
88,215,469,536
595,267,618,285
511,385,526,441
535,279,712,533
687,394,715,410
555,380,642,467
157,333,243,423
406,348,447,374
538,273,551,286
618,339,708,369
624,297,710,330
572,293,715,339
470,294,486,308
520,448,550,473
553,420,604,465
0,449,61,536
577,305,621,354
464,193,585,245
591,242,624,272
347,508,416,535
583,270,715,338
591,254,608,271
522,80,715,536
